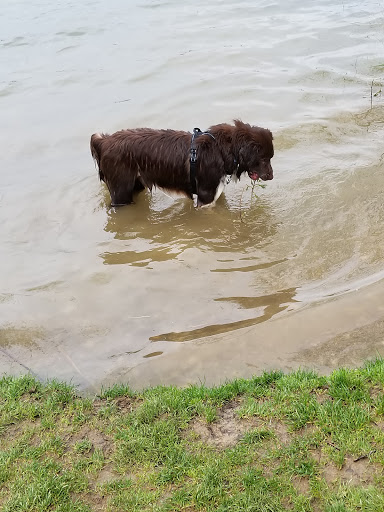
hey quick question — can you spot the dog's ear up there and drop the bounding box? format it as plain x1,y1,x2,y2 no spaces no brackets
233,119,251,131
237,143,260,175
234,120,274,143
239,141,261,160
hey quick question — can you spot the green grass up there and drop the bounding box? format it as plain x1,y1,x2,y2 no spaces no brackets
1,360,384,511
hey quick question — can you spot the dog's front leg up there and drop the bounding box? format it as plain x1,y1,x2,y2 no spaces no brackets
196,176,225,208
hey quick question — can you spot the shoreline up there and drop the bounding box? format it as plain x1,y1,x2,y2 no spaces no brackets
100,277,384,392
1,277,384,394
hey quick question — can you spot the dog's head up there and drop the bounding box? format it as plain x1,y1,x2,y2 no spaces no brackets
233,120,274,182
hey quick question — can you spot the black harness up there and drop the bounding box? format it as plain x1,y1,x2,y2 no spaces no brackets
189,127,215,195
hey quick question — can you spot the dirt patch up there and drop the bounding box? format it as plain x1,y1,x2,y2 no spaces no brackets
369,386,383,400
266,419,291,445
93,396,138,415
188,403,295,450
92,464,119,487
310,499,323,512
66,424,114,456
312,390,330,405
311,449,382,486
20,387,41,403
262,457,280,479
292,475,310,495
323,455,380,485
78,491,106,512
374,420,384,431
1,418,41,444
114,396,137,413
189,402,260,448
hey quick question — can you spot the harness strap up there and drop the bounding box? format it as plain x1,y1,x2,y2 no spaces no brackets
189,128,238,194
189,127,215,195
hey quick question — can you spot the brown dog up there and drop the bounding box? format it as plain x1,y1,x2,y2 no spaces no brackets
90,120,274,207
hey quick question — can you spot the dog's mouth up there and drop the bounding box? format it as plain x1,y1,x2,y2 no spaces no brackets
248,171,260,181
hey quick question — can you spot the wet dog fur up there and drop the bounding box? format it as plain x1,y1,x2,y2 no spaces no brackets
90,120,274,207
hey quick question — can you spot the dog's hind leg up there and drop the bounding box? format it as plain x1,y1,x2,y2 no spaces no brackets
108,170,139,206
110,185,135,206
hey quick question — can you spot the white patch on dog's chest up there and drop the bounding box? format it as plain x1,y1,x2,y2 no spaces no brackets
154,176,229,208
213,177,226,202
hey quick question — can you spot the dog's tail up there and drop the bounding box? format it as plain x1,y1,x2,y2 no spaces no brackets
90,133,105,181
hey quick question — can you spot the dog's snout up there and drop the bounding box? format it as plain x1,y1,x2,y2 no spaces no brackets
261,162,273,181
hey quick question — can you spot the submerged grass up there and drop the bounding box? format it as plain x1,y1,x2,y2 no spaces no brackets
1,360,384,511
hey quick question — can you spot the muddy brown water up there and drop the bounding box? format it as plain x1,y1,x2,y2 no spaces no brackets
1,0,384,391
